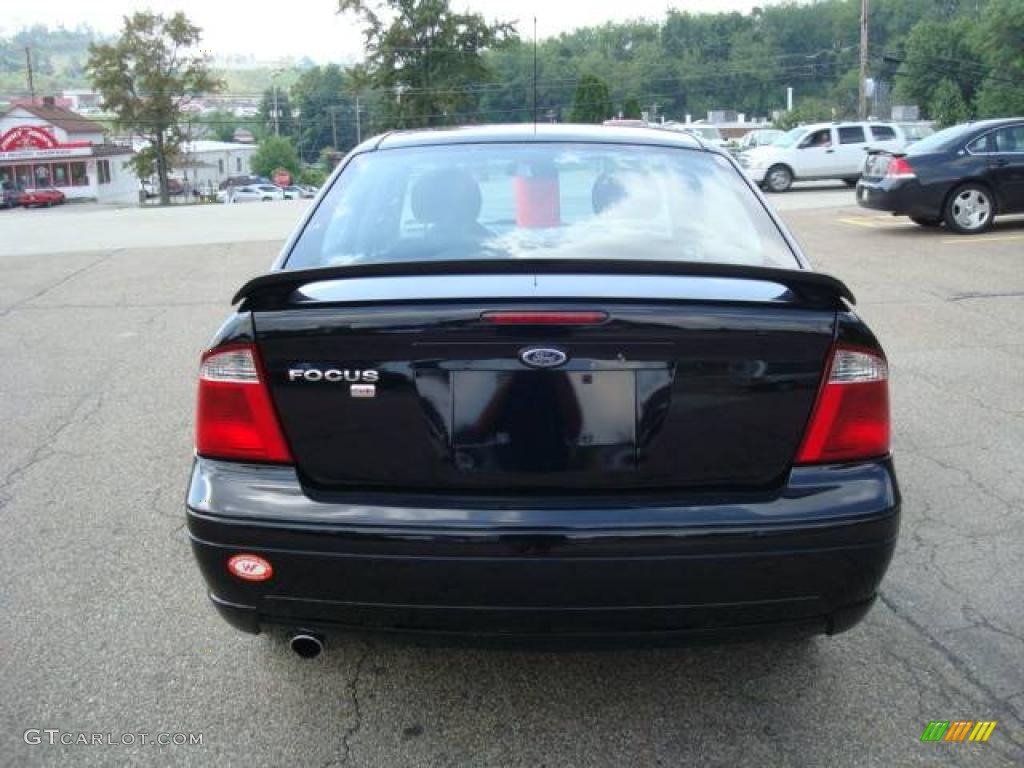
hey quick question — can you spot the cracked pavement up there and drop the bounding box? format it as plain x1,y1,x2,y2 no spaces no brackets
1,200,1022,766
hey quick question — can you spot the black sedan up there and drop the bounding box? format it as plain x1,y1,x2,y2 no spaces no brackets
857,117,1024,233
187,124,898,655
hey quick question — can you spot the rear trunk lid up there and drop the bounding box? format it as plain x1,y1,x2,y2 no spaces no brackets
243,263,846,492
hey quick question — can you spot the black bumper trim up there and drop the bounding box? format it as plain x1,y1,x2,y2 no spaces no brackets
187,457,899,641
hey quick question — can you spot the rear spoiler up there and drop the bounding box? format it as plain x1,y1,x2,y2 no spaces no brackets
233,259,855,309
864,146,906,157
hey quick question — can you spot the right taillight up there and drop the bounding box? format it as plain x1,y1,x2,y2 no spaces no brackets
196,344,293,463
885,156,915,179
796,345,890,464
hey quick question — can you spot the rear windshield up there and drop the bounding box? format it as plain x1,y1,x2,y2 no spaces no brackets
286,143,798,270
907,123,974,155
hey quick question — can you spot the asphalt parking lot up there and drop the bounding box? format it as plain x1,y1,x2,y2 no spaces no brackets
1,191,1022,767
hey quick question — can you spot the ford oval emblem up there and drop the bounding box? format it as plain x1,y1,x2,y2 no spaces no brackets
520,347,568,368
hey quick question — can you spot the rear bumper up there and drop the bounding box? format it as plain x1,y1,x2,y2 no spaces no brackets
856,177,940,218
187,457,900,643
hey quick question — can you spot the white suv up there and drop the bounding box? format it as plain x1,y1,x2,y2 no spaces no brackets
738,122,908,192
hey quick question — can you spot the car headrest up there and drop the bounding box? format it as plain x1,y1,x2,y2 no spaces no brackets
411,167,483,226
592,172,661,218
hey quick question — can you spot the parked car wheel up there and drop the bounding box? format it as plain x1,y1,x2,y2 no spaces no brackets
943,183,994,234
763,164,793,193
910,216,942,228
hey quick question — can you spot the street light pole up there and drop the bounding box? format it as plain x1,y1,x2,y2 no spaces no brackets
859,0,870,120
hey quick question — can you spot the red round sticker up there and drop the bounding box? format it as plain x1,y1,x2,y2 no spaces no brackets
227,554,273,582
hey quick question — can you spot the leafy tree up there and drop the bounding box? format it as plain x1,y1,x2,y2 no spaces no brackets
298,166,327,187
198,109,245,143
251,135,301,178
259,87,295,138
291,64,351,160
570,74,613,123
929,78,971,127
972,0,1024,117
338,0,516,127
893,18,983,110
621,97,642,119
86,12,221,204
774,97,836,130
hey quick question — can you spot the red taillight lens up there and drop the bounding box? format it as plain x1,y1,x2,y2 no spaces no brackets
886,156,915,179
481,311,608,325
796,346,890,464
196,345,293,463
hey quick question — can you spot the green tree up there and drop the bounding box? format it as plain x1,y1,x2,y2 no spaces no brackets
259,87,295,138
338,0,516,127
929,78,971,127
894,18,983,112
199,109,244,143
298,166,327,187
570,74,613,123
621,97,642,119
972,0,1024,117
86,12,221,204
291,64,350,159
774,97,835,130
251,135,301,178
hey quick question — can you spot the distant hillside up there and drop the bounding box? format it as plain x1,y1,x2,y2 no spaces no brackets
0,24,311,99
0,24,102,95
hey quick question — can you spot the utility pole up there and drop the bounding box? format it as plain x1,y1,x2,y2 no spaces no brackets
355,94,362,145
858,0,869,120
330,106,339,149
273,85,280,136
25,47,36,101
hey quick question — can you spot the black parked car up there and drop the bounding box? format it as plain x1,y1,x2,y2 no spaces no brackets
857,117,1024,233
188,125,898,655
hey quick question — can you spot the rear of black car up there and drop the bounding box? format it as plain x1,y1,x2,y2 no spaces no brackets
187,127,898,645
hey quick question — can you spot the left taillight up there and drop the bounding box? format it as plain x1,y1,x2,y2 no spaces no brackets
196,344,293,463
795,345,890,465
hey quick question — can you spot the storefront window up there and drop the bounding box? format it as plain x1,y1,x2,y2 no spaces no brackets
34,164,52,187
16,165,32,190
71,162,88,187
52,163,70,188
98,160,111,185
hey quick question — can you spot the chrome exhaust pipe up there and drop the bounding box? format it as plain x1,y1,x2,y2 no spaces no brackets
289,632,324,659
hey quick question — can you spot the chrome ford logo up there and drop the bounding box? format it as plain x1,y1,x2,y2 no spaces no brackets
520,347,568,368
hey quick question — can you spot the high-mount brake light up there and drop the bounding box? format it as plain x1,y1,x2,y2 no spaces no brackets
196,345,293,463
481,311,608,325
886,156,916,179
796,345,890,464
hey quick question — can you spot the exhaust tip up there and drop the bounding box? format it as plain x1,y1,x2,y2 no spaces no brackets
289,632,324,659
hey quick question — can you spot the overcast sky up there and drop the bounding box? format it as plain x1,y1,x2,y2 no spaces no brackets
4,1,777,62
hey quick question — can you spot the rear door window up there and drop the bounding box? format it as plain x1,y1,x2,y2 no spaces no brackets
993,126,1024,153
968,134,995,154
838,126,867,144
870,125,896,141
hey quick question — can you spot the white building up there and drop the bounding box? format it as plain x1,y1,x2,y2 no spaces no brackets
178,140,258,189
132,138,257,192
0,100,138,204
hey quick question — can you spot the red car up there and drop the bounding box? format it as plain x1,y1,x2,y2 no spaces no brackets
20,188,66,208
